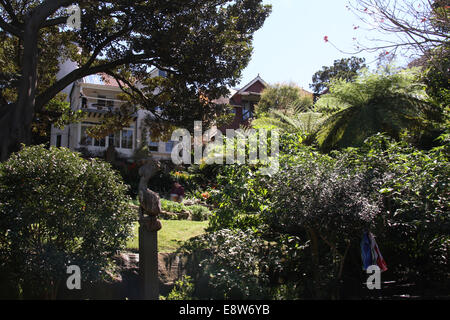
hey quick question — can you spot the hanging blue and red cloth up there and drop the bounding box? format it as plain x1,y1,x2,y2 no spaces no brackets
361,231,388,272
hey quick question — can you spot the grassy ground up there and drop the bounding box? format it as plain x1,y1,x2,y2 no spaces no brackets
126,219,209,253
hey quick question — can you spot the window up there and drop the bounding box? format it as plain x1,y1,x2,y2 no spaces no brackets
109,132,121,148
165,141,175,153
80,126,93,146
121,129,133,149
94,137,106,147
56,135,62,148
80,125,133,149
242,103,254,120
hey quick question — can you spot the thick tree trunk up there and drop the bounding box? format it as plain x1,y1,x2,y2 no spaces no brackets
0,0,75,161
16,21,39,142
0,15,39,161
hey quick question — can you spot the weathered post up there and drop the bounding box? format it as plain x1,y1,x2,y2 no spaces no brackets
138,159,162,300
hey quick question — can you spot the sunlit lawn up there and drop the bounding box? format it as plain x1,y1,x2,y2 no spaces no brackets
126,219,209,253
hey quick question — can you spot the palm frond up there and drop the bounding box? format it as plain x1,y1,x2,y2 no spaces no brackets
314,69,440,151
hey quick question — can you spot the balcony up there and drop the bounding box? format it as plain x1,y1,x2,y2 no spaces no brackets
78,95,139,119
79,96,125,111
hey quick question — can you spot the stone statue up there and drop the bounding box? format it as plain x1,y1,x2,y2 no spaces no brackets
138,158,162,232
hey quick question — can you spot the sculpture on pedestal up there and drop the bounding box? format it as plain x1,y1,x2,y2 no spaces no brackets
138,157,162,299
138,158,162,232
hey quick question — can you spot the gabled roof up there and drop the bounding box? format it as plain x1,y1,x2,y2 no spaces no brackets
237,74,268,94
212,88,237,105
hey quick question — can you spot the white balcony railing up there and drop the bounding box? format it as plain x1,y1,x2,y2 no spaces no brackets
79,96,126,111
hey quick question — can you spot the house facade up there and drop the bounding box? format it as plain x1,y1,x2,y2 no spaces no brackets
222,75,268,130
50,70,271,161
50,68,174,161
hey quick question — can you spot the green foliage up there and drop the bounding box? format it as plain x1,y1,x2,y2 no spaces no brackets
171,170,199,192
207,165,269,231
252,110,326,140
315,68,442,151
189,205,212,222
0,1,272,160
0,145,135,299
267,150,380,237
423,46,450,109
161,198,188,214
112,161,174,198
263,134,449,297
178,229,271,299
255,83,313,116
178,229,314,299
160,199,212,221
186,164,223,190
110,162,139,197
174,131,449,298
345,134,450,285
165,275,195,300
32,93,85,145
266,146,381,298
310,56,366,94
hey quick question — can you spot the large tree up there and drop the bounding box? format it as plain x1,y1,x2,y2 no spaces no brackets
0,0,271,160
310,57,366,95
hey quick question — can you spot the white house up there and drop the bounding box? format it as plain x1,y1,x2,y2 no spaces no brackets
50,62,273,162
50,67,174,161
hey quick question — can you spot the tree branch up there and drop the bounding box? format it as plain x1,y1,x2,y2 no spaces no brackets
41,16,69,28
0,15,22,37
0,0,19,24
35,53,151,111
104,70,164,121
31,0,78,28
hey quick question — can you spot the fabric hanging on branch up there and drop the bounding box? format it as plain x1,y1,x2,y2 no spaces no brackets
361,231,388,272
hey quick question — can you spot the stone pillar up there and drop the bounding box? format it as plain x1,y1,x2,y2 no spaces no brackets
139,217,160,300
137,158,162,300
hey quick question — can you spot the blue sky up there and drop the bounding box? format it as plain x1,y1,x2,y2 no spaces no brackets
238,0,394,91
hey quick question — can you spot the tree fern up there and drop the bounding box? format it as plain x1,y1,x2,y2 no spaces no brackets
252,109,326,136
315,68,442,152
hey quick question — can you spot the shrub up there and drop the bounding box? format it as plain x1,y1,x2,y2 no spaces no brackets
161,198,187,213
346,135,450,287
0,145,135,299
177,229,311,300
170,170,198,191
165,275,195,300
112,160,140,197
189,205,212,221
265,134,449,297
160,199,211,221
266,147,381,299
207,165,269,231
178,229,272,299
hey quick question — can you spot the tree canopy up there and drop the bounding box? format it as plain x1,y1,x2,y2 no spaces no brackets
309,57,366,95
0,0,271,160
255,83,313,116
